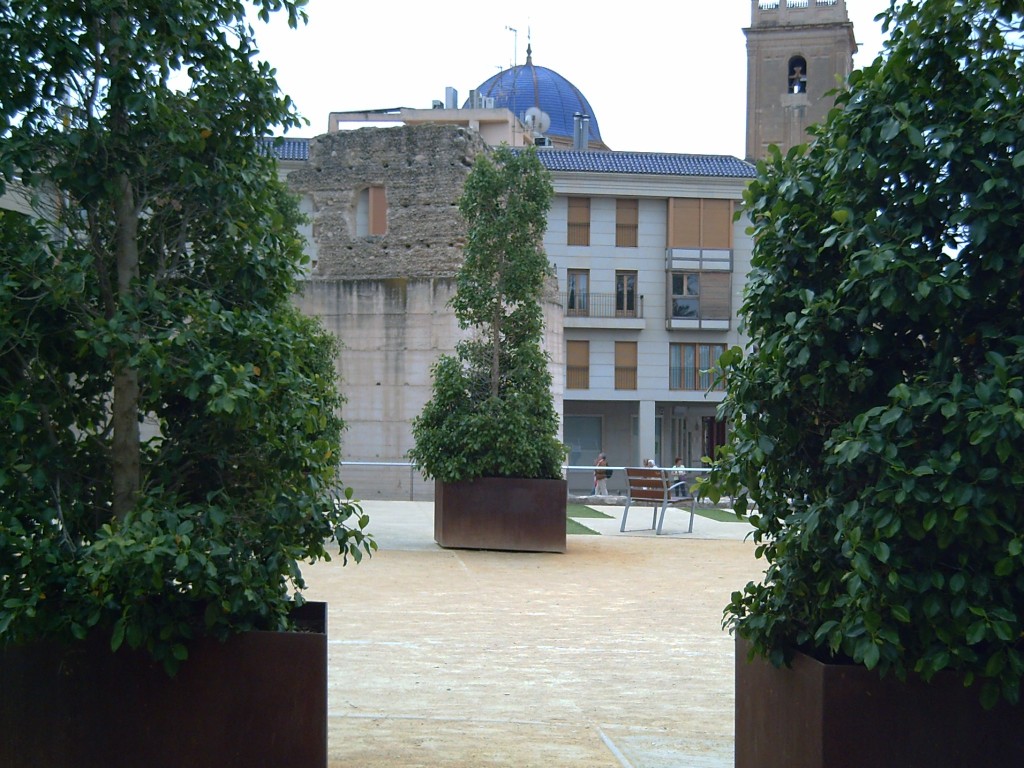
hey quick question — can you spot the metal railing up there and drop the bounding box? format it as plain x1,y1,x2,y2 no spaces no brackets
337,460,710,502
560,292,644,319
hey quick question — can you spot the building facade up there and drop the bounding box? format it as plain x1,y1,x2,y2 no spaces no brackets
539,153,754,493
273,121,754,497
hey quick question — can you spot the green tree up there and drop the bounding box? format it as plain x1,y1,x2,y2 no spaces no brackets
410,145,565,482
0,0,372,672
711,0,1024,707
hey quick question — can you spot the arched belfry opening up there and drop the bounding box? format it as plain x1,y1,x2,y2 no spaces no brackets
745,0,857,160
788,55,808,94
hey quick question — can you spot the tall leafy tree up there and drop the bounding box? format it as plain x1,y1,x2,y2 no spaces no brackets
410,146,565,482
712,0,1024,707
0,0,372,670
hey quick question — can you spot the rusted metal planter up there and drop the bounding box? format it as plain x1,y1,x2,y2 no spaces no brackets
735,636,1024,768
435,477,567,553
0,601,327,768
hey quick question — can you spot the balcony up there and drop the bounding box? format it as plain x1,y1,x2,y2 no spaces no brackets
560,292,646,330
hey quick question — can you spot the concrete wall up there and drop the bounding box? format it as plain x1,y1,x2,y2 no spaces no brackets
295,278,460,500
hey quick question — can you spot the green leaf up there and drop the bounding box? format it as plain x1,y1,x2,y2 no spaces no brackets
863,642,881,670
111,620,126,652
891,605,911,623
966,621,987,645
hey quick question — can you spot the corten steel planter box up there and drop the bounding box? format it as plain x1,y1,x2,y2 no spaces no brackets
435,477,568,553
735,636,1024,768
0,601,328,768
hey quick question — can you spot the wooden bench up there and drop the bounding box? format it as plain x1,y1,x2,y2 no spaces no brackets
619,467,696,535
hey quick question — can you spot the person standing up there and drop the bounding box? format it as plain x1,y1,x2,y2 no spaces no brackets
593,452,609,496
672,456,688,495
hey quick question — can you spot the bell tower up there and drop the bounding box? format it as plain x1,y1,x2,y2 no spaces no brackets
745,0,857,161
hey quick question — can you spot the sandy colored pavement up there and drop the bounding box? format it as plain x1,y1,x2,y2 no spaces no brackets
302,501,764,768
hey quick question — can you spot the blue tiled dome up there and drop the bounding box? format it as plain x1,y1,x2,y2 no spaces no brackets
465,46,602,145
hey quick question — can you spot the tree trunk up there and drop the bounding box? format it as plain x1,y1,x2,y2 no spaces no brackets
490,300,502,397
112,172,140,520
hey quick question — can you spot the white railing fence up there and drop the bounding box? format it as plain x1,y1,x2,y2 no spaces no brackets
337,461,710,502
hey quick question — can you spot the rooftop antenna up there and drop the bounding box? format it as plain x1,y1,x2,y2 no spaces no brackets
505,26,517,68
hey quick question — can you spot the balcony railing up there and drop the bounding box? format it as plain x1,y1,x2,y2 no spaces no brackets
561,292,644,319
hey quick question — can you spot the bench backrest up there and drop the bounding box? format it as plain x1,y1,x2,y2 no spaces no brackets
625,467,670,503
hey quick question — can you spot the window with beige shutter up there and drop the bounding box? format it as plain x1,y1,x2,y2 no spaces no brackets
567,197,590,246
667,198,733,250
616,198,638,247
614,341,637,390
566,340,589,389
670,198,701,248
698,272,731,319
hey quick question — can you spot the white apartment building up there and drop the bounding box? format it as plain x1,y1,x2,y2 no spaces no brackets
535,152,754,492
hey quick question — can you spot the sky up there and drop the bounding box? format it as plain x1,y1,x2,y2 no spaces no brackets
250,0,893,158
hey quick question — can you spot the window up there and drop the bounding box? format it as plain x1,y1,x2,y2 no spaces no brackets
356,185,387,236
566,340,589,389
615,341,637,390
670,343,726,391
667,198,732,250
615,271,638,317
788,56,808,94
566,269,590,315
671,272,700,319
616,198,638,247
670,271,731,321
567,197,590,246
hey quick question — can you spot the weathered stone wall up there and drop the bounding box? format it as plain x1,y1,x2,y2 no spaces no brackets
287,124,489,280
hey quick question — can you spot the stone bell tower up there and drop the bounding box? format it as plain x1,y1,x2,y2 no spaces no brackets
744,0,858,161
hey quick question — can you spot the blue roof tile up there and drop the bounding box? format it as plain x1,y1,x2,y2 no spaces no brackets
531,150,756,178
261,137,754,180
262,137,309,161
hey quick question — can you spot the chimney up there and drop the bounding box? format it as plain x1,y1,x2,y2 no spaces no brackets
573,113,590,151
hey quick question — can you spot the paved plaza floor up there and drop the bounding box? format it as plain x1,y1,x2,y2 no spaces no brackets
302,500,764,767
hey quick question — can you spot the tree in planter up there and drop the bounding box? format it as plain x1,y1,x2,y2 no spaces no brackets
710,0,1024,708
410,145,565,482
0,0,373,673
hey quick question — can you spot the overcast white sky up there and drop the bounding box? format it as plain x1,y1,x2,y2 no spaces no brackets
251,0,892,158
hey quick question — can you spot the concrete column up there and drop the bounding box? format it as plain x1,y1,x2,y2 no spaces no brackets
638,399,656,466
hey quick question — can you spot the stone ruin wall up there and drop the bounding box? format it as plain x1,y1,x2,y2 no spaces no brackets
287,124,488,280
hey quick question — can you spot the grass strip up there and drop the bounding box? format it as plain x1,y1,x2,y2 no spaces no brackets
694,508,750,523
567,503,613,519
567,518,601,535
